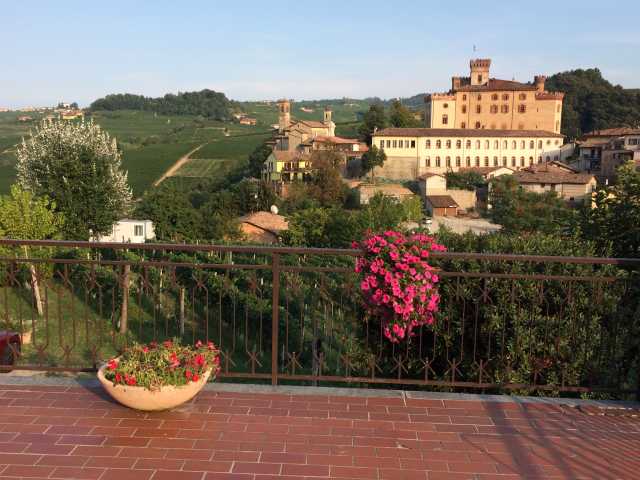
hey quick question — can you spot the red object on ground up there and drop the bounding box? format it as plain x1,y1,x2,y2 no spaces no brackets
0,383,638,479
0,331,20,367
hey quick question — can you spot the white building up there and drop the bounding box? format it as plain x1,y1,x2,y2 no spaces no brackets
93,219,155,243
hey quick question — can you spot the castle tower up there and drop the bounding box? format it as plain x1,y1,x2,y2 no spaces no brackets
470,58,491,86
534,75,546,92
323,106,335,137
277,99,290,133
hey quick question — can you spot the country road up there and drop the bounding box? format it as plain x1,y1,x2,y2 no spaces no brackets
153,142,207,186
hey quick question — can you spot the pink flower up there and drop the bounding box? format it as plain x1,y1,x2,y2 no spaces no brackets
194,354,206,367
195,340,203,348
107,359,118,371
360,280,370,291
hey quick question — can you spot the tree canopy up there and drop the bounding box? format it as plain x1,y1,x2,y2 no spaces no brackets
358,104,387,144
388,99,421,128
360,145,386,181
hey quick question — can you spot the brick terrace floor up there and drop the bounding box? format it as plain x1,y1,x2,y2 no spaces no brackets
0,383,639,480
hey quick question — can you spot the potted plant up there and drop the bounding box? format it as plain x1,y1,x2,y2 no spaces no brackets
354,230,446,343
97,339,220,411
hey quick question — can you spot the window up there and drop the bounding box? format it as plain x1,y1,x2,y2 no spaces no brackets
134,225,143,236
485,140,490,149
520,140,525,149
493,156,498,166
442,114,448,125
511,156,516,167
436,140,441,148
503,140,508,149
518,104,526,113
502,94,509,101
443,103,448,108
511,140,517,149
426,140,431,148
462,94,467,101
501,105,509,114
461,122,466,129
502,156,507,166
519,93,526,100
475,121,481,129
546,155,551,162
555,139,560,145
446,140,451,149
411,140,416,148
494,140,499,149
435,156,441,167
456,140,462,149
476,105,482,114
630,139,639,145
477,74,483,83
490,105,498,114
386,140,391,148
380,140,384,149
546,140,551,145
446,156,451,167
538,140,543,149
491,94,498,101
466,140,472,148
529,156,534,165
461,105,467,114
520,157,525,167
406,140,411,148
392,140,397,148
425,157,431,167
474,156,480,167
554,155,559,161
465,156,471,166
484,156,489,167
529,140,534,149
455,156,461,167
475,140,481,149
538,156,542,163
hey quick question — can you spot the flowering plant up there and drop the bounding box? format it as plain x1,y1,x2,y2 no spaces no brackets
103,339,220,390
354,231,446,343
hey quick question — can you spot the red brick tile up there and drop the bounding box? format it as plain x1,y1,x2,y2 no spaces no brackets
203,473,253,480
0,441,28,453
0,453,42,465
117,447,167,459
148,437,194,448
165,448,212,461
134,458,185,470
448,462,498,474
330,465,378,479
182,460,233,472
282,463,330,476
259,452,306,464
50,466,105,479
152,471,205,480
379,468,428,480
25,443,75,455
212,451,259,462
306,454,353,466
36,454,89,467
232,462,282,474
427,472,475,480
99,468,154,480
104,436,150,447
72,446,121,457
85,456,136,469
2,464,55,477
353,456,400,468
57,434,106,445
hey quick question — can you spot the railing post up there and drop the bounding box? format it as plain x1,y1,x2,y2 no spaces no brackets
271,253,280,386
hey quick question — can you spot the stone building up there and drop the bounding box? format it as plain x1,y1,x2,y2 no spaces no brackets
576,128,640,181
271,99,336,152
513,162,596,206
425,59,564,133
371,128,563,180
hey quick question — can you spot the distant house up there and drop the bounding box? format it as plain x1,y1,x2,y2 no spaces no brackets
17,115,33,122
458,166,514,180
356,183,415,205
417,172,476,212
237,211,288,244
425,195,459,217
262,150,313,196
576,128,640,180
300,107,314,113
239,117,257,126
60,110,84,120
92,219,155,243
513,162,596,205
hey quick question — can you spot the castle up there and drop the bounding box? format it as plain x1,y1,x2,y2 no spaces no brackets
425,59,564,133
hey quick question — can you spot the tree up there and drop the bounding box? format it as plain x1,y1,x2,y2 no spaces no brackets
582,161,640,257
232,178,277,214
0,185,64,315
358,104,387,144
488,176,574,235
16,120,132,240
360,145,386,182
308,151,348,206
388,99,420,128
445,171,486,191
246,143,272,178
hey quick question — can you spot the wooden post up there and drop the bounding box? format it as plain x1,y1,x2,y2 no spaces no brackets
120,264,130,334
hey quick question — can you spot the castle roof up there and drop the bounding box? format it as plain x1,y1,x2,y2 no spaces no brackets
454,78,538,92
374,128,563,138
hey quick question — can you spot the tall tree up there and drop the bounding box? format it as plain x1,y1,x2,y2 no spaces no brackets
16,120,132,240
388,99,421,128
246,143,273,178
358,104,387,144
360,145,387,182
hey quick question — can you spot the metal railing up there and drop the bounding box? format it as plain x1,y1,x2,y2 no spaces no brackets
1,239,638,398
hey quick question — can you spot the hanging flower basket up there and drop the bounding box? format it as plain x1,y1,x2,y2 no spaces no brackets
97,339,220,411
354,231,446,343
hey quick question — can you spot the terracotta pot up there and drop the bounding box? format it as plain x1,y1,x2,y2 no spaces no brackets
97,363,212,411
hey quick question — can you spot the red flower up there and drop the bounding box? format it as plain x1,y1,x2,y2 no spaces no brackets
192,373,199,382
195,340,203,348
207,341,215,351
114,373,122,383
169,352,180,369
124,374,136,386
194,354,205,367
107,359,118,371
185,370,193,380
149,341,157,349
163,340,173,348
142,346,150,353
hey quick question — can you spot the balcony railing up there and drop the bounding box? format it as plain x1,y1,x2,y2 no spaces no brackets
1,239,638,398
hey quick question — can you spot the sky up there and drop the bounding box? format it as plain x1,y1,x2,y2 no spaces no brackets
1,0,639,108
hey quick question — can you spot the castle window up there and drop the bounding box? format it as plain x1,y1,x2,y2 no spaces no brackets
456,156,461,167
477,94,482,101
494,140,499,149
475,140,481,149
538,156,542,163
466,140,471,148
493,156,499,166
461,122,466,128
462,94,467,101
502,156,507,166
386,140,391,148
490,105,498,114
555,139,560,145
462,105,467,114
511,156,516,167
502,94,509,101
521,140,525,149
519,93,526,100
465,156,471,166
529,156,534,165
380,140,384,149
491,94,498,101
501,105,509,113
475,156,480,167
446,156,451,167
477,74,483,83
538,140,543,149
442,114,448,125
392,140,397,148
485,140,490,149
476,105,481,114
520,157,525,167
546,155,551,162
425,157,431,167
435,156,441,167
406,140,412,148
446,140,451,149
436,140,441,148
456,140,462,149
529,140,535,149
411,140,416,148
443,103,448,108
503,140,508,149
484,156,489,166
426,140,431,148
475,122,481,128
512,140,517,149
518,104,526,113
547,140,551,145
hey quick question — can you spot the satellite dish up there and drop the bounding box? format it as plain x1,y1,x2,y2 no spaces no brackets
270,205,279,215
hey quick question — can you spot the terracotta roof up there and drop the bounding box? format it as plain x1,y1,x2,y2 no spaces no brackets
583,127,640,137
374,128,563,138
358,184,414,196
417,172,445,179
459,166,515,175
426,195,459,208
535,92,565,100
313,136,359,145
454,78,538,92
578,139,609,148
237,212,289,235
513,164,594,185
298,120,328,129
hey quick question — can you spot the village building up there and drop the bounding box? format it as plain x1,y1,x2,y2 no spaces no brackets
60,109,84,120
425,195,459,217
92,219,155,243
355,183,415,205
239,117,257,126
425,59,564,133
576,128,640,181
513,161,596,205
371,128,563,180
236,211,288,244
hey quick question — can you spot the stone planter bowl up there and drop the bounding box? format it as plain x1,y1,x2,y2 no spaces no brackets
97,362,212,411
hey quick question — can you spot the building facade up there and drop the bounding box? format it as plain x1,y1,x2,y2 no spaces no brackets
425,59,564,134
93,219,155,243
513,162,596,205
576,128,640,181
372,128,564,180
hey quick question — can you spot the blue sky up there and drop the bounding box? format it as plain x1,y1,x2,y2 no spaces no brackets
2,0,638,108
